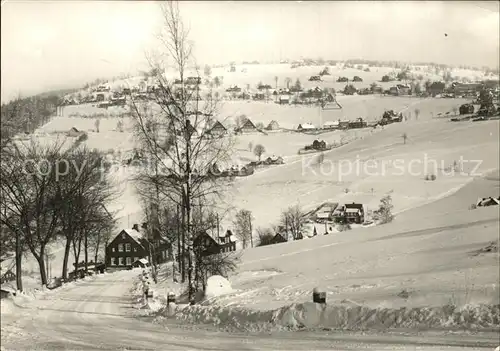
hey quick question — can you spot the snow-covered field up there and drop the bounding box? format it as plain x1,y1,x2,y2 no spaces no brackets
137,171,499,333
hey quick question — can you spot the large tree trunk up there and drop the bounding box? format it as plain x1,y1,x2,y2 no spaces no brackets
62,237,71,280
181,201,186,283
72,235,82,278
84,228,88,274
35,247,47,286
15,233,23,292
94,230,101,273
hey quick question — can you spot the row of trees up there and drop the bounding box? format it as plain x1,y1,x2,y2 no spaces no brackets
1,94,60,145
0,140,116,291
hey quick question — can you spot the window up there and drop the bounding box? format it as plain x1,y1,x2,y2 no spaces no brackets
118,257,124,265
118,244,124,252
125,257,132,265
111,258,116,266
133,257,138,263
125,243,131,252
133,247,137,252
112,247,116,252
122,233,126,239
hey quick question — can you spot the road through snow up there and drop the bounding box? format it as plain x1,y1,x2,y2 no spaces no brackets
1,271,498,350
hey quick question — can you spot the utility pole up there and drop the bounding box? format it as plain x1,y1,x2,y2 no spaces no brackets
184,118,194,301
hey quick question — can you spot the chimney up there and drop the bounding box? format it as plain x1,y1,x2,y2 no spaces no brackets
142,222,148,230
132,223,139,232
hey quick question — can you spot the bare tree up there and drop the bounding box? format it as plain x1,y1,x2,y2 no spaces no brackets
94,118,100,133
0,140,65,286
248,141,253,152
374,195,394,224
253,144,265,161
130,1,235,302
285,77,292,89
57,146,117,280
234,114,248,130
274,76,279,90
280,204,306,240
233,209,253,248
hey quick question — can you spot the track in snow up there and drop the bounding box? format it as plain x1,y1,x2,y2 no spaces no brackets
1,271,498,350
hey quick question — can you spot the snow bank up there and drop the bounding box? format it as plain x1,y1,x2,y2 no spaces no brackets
204,275,233,300
171,301,500,332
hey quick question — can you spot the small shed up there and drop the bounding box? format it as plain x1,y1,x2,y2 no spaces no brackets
67,127,81,137
132,258,150,268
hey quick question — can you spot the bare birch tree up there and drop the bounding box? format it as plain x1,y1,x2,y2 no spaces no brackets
131,1,235,302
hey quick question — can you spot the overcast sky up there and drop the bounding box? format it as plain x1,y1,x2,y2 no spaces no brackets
2,1,499,102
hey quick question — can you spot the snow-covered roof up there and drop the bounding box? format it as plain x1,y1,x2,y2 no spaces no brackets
346,208,361,213
123,229,143,245
316,212,331,219
135,258,149,265
323,121,339,126
229,236,237,242
299,123,315,129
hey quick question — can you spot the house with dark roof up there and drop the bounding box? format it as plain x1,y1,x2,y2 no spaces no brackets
333,202,365,224
476,197,500,207
238,119,258,133
208,121,227,137
217,230,237,253
105,224,172,271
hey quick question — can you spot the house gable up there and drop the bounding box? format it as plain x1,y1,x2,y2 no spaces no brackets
209,121,227,134
107,229,145,251
241,119,257,130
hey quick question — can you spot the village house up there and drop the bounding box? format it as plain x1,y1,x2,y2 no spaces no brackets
278,94,291,105
333,202,365,224
238,119,258,133
190,231,236,258
266,120,280,131
264,155,284,165
270,233,287,245
297,123,316,131
253,92,267,101
217,230,237,252
208,121,227,137
322,121,339,130
454,83,483,97
105,224,172,271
